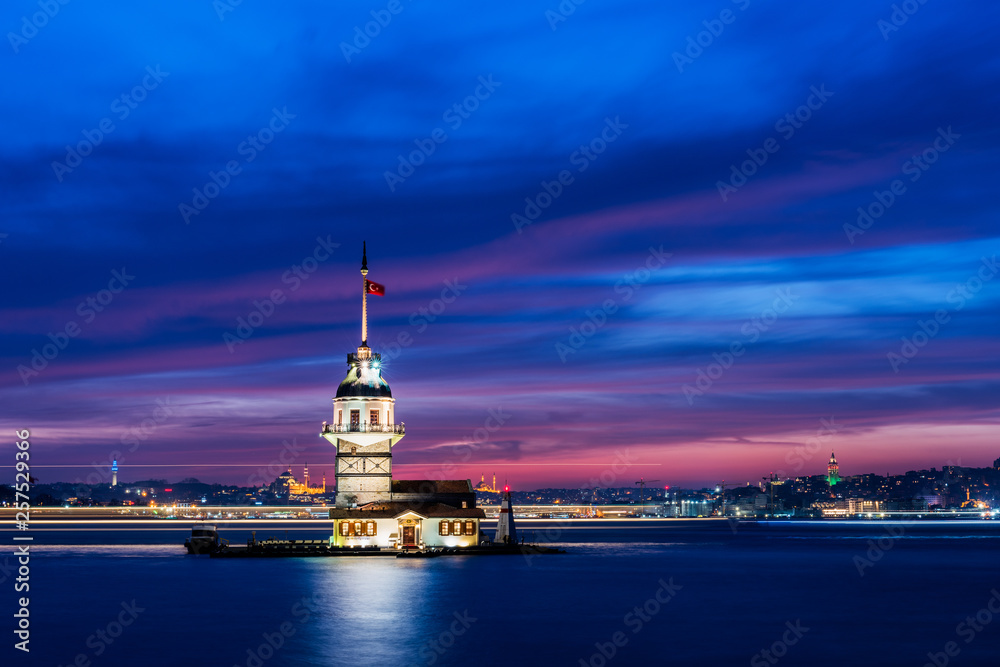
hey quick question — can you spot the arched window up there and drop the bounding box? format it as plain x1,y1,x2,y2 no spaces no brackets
439,521,450,536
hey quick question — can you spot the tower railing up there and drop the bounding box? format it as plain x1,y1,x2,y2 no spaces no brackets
322,422,405,435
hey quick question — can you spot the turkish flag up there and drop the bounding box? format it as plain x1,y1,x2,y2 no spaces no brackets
365,279,385,296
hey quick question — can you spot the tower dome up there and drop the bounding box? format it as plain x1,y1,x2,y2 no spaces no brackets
336,352,392,398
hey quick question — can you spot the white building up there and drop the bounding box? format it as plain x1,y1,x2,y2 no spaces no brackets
322,244,486,549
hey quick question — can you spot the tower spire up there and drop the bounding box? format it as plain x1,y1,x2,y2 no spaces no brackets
361,241,369,348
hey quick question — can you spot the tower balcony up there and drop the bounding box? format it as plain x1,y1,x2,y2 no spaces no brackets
321,422,405,436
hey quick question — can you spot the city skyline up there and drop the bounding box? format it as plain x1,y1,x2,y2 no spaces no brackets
2,1,999,488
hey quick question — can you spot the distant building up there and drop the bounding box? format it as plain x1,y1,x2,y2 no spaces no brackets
827,452,841,486
270,465,326,497
474,473,499,494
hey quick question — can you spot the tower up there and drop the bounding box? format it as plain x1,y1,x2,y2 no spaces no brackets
321,243,404,507
827,452,840,486
495,485,517,545
111,459,118,487
304,463,309,489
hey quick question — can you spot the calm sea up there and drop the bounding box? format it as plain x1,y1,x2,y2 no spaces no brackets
6,520,1000,666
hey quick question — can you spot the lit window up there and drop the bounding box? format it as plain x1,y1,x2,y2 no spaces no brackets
340,522,349,536
354,522,362,536
439,521,449,536
366,521,376,536
465,521,475,535
453,521,462,535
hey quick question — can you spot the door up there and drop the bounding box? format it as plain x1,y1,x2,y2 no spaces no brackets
402,525,415,547
350,410,360,428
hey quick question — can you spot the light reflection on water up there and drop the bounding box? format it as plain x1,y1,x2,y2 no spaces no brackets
21,523,1000,667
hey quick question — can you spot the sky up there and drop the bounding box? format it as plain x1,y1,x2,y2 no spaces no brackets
1,1,999,489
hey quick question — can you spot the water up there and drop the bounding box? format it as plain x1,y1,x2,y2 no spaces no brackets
7,520,1000,666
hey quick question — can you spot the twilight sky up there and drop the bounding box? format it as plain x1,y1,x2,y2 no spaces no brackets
2,1,999,489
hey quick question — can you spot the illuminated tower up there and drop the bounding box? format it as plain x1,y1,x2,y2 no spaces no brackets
827,452,840,486
321,244,404,507
111,459,118,487
304,463,309,489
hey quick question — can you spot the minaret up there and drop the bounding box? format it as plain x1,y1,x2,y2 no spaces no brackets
827,452,840,486
111,459,118,487
304,463,309,489
321,243,405,507
495,485,517,545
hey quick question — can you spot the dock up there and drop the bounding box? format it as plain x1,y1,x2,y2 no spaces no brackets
207,538,565,558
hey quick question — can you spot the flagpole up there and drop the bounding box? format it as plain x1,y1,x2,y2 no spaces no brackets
361,241,368,346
